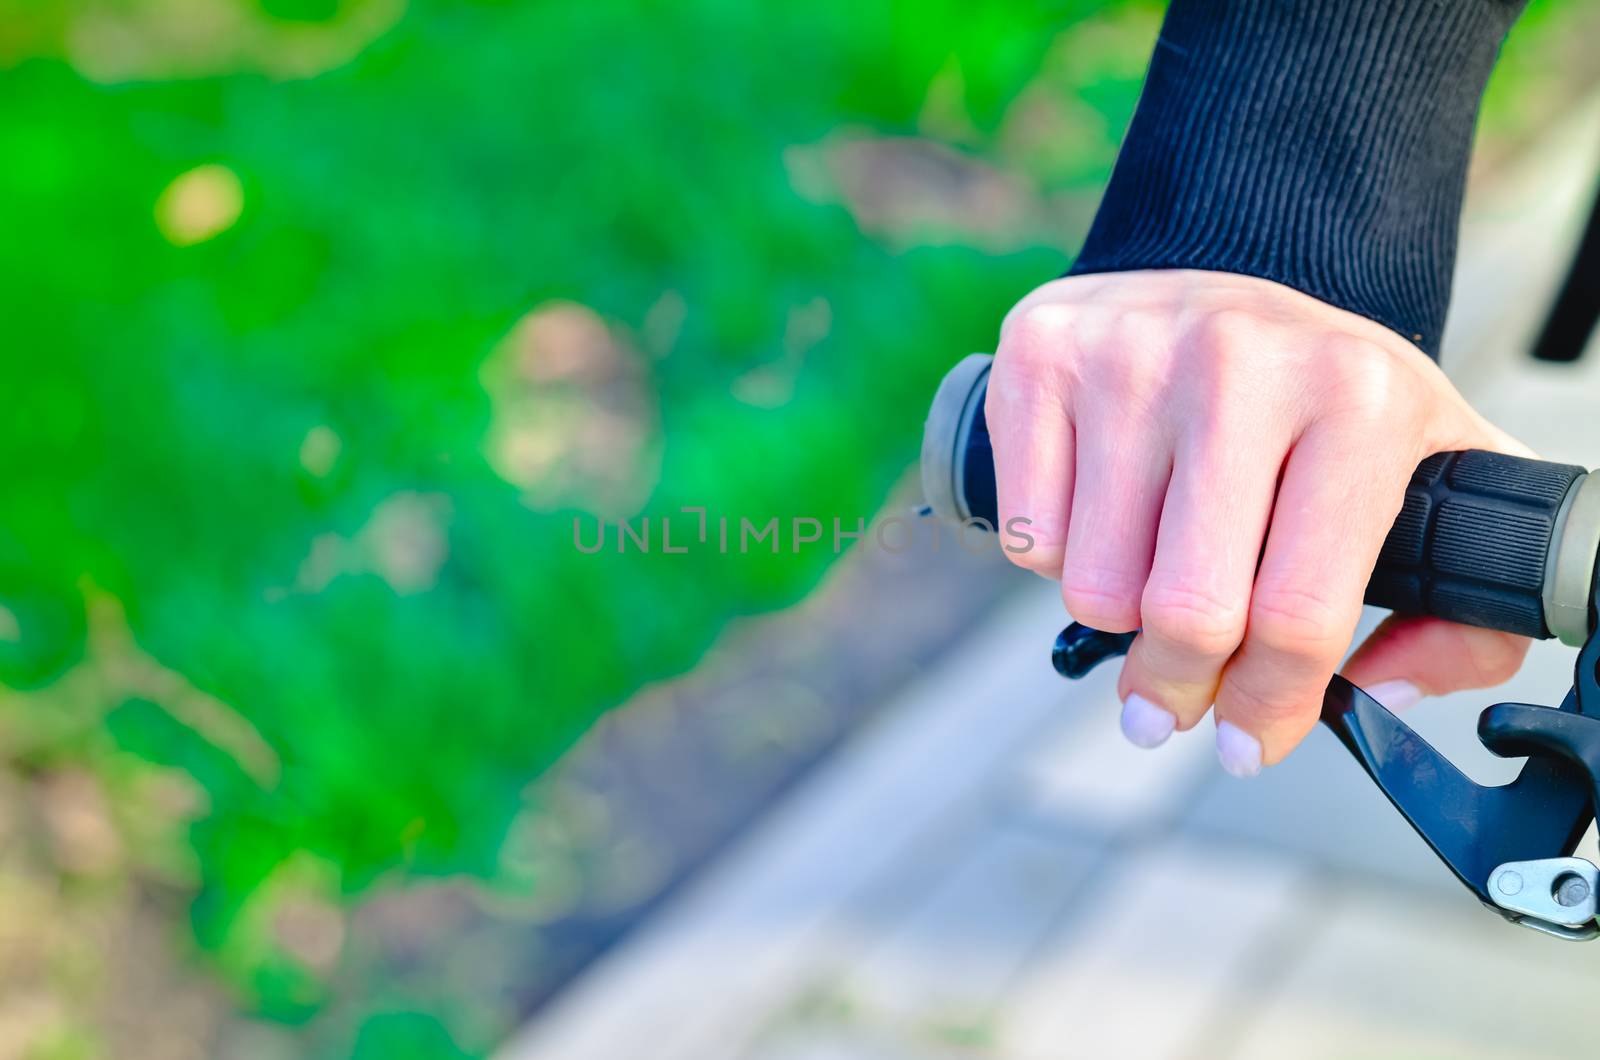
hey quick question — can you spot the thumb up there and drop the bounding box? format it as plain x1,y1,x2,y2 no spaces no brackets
1341,613,1531,712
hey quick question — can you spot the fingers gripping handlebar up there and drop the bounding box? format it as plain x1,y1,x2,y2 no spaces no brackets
921,353,1600,645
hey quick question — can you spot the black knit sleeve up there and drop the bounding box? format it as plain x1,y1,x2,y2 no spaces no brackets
1068,0,1528,358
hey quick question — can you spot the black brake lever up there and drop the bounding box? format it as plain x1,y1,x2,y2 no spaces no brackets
1054,620,1600,939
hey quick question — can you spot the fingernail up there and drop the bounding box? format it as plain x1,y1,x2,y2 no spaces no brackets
1120,693,1177,749
1215,720,1262,778
1364,679,1423,713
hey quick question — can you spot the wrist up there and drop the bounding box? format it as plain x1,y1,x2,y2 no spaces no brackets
1068,0,1527,358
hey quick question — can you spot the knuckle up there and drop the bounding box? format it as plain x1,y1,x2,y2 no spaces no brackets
985,357,1063,421
1464,633,1529,687
1247,584,1350,662
1140,579,1247,657
1061,563,1143,632
1321,338,1411,416
1001,305,1074,368
1109,308,1165,356
1218,674,1314,727
1320,332,1383,365
1094,336,1164,398
1192,307,1261,353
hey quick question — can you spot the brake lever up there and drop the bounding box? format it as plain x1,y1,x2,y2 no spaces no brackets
1051,619,1600,939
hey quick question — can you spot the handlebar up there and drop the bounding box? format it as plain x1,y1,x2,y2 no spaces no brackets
921,353,1600,644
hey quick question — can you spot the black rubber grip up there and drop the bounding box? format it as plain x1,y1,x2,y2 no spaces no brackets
1367,451,1583,638
958,391,1584,639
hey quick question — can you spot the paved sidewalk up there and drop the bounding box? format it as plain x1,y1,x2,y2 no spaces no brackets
503,100,1600,1060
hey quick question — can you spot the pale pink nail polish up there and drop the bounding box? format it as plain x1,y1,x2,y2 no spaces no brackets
1215,720,1262,778
1120,693,1177,749
1364,679,1423,713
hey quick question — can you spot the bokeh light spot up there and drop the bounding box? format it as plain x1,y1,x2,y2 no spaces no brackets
480,302,659,516
155,164,244,246
298,425,342,477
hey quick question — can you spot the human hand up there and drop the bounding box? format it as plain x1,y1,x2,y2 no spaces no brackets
987,269,1532,776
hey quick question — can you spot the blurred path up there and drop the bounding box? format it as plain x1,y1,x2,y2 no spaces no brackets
502,95,1600,1060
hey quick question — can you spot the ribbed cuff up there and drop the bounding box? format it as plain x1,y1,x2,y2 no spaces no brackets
1068,0,1527,358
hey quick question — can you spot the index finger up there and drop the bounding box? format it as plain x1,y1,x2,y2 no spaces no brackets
987,311,1076,577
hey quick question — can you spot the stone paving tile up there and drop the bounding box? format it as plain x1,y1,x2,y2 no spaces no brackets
500,586,1074,1060
1225,885,1600,1060
743,1025,979,1060
1184,722,1474,894
840,827,1101,1030
1009,665,1218,837
997,838,1308,1060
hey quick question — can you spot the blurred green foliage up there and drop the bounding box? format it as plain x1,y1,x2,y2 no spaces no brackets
0,0,1591,1053
1,0,1159,1046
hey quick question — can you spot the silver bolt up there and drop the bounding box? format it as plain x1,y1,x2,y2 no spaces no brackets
1555,874,1591,908
1497,870,1525,896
